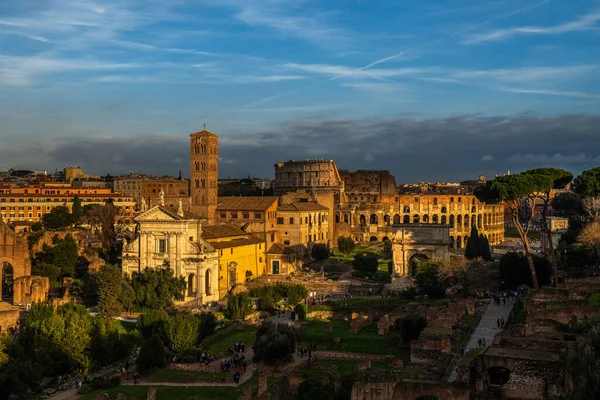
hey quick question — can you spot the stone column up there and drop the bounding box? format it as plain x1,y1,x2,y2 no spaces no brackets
198,268,205,300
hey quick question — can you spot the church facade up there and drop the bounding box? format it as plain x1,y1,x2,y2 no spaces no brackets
121,195,220,304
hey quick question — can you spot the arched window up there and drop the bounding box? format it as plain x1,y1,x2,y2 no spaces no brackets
441,206,447,213
201,162,206,171
201,179,206,188
457,215,462,226
403,215,410,224
384,215,390,225
441,215,447,224
422,214,429,223
464,214,469,227
456,236,462,248
472,206,476,213
472,214,477,228
188,274,197,297
393,214,401,224
413,214,420,223
370,214,378,224
403,206,410,213
360,215,366,225
205,270,212,295
449,214,454,227
344,214,349,224
195,179,200,188
335,213,340,223
195,161,200,171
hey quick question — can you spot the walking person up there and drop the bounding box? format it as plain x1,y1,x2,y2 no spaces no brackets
478,338,482,347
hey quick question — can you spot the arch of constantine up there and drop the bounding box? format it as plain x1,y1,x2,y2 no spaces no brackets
390,224,450,289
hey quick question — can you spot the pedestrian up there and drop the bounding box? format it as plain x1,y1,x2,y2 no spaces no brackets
213,374,217,384
482,338,486,346
501,317,505,327
478,338,482,347
221,375,225,384
497,318,500,328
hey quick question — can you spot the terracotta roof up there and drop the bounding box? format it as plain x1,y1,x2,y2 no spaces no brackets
190,129,218,137
209,236,265,249
266,243,296,254
277,202,329,212
217,196,279,211
202,224,246,239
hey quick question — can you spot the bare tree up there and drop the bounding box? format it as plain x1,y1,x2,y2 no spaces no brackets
579,220,600,268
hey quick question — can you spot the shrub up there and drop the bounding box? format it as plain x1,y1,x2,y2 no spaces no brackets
294,304,307,320
137,334,167,373
311,244,330,262
337,236,355,254
226,293,254,320
137,309,168,339
352,253,379,273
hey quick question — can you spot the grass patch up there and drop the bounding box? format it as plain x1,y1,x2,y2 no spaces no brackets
80,386,148,400
504,226,541,240
302,320,407,356
371,362,391,372
112,319,137,332
146,369,239,383
205,330,256,357
587,292,600,306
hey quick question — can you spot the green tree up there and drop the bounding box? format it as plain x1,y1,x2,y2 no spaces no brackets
32,262,61,287
42,234,79,277
337,236,355,254
523,168,573,274
567,315,600,399
253,321,296,366
394,315,427,346
414,260,446,297
164,313,200,353
42,206,73,230
475,173,553,289
352,252,378,273
130,267,186,309
198,312,217,341
30,222,43,232
578,220,600,268
96,264,134,318
551,192,584,217
498,252,552,289
137,309,168,339
294,303,307,320
89,317,140,368
465,226,480,260
382,239,393,259
572,166,600,218
136,334,167,373
226,292,254,320
311,244,330,262
71,195,83,225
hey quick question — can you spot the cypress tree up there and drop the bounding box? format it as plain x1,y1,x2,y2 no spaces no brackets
465,226,480,259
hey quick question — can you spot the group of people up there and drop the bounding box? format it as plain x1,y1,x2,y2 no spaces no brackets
296,342,316,360
200,352,216,367
477,337,487,347
221,343,247,374
496,317,506,329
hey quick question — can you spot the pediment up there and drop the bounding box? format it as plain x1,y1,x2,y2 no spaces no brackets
135,206,181,222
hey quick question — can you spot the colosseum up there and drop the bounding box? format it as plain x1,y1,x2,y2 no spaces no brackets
273,162,504,248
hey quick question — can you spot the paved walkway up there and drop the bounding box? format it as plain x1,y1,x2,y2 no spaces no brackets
448,297,517,382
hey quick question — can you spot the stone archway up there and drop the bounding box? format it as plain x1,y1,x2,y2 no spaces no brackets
370,236,378,242
488,366,511,386
0,220,31,302
2,262,13,301
370,214,378,225
393,214,401,224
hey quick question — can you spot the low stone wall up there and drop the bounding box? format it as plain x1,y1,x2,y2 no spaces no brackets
526,305,599,324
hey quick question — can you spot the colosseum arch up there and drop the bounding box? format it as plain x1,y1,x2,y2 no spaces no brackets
441,206,447,213
393,214,401,224
370,214,378,224
449,214,454,227
422,214,429,223
471,206,477,213
403,206,410,213
413,214,420,223
384,215,390,225
478,214,482,229
432,214,438,223
464,214,469,228
456,236,462,248
403,215,410,224
360,214,366,224
344,213,349,224
335,212,340,223
456,215,462,226
441,215,447,224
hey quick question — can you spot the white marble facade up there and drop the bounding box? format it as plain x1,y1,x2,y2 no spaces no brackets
122,204,220,303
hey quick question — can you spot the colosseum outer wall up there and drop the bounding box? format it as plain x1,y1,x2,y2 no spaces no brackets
334,193,504,247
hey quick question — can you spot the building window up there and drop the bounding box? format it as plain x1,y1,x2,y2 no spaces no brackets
271,233,275,242
259,257,263,263
220,212,226,219
284,240,290,245
277,217,284,224
415,196,419,202
450,197,454,203
243,212,249,219
158,239,167,254
189,236,193,242
458,197,462,202
433,198,438,205
231,248,233,254
289,217,294,224
254,213,262,219
232,212,238,219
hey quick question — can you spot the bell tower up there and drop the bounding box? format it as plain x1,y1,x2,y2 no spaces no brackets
190,128,219,222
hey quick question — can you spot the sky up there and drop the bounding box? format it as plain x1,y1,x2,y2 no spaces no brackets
1,0,599,183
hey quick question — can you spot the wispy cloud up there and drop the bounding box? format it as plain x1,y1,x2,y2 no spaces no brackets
466,10,600,43
500,87,600,100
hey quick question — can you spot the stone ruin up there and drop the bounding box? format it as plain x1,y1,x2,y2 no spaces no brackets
377,314,390,336
52,288,77,308
12,275,49,305
410,327,453,364
350,312,371,333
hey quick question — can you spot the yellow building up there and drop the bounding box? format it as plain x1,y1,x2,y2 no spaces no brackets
276,201,330,258
202,224,266,298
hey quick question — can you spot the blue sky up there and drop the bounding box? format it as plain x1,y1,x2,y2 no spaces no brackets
1,0,599,181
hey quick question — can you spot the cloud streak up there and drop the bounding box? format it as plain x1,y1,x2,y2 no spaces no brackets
466,10,600,43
